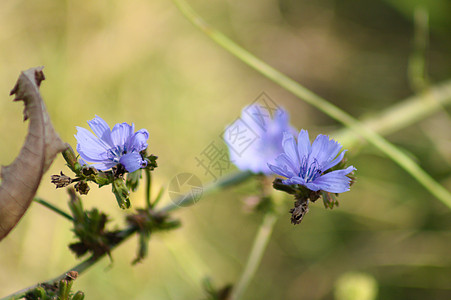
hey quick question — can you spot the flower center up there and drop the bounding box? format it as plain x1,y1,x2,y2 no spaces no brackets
107,145,128,162
300,156,322,183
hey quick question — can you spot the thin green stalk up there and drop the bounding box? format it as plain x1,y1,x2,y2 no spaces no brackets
230,212,278,300
171,0,451,210
2,173,252,299
159,170,253,213
1,226,136,300
145,168,152,208
333,79,451,148
408,6,429,92
33,198,73,221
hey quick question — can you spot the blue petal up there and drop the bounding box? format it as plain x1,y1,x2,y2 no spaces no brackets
120,152,146,173
90,161,117,171
267,161,292,178
274,153,298,176
309,134,331,166
322,139,342,165
245,104,268,130
322,150,346,171
283,176,306,185
127,129,149,152
297,129,311,159
282,132,300,170
309,166,356,193
75,127,110,162
111,122,134,148
87,115,114,147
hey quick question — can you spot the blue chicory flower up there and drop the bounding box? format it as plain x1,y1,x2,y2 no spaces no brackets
224,104,296,175
268,130,355,193
75,115,149,173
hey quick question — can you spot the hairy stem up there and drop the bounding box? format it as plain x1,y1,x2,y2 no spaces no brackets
171,0,451,209
230,212,278,300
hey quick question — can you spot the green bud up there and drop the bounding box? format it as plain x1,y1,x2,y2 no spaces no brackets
145,154,158,170
72,291,85,300
58,279,72,299
62,145,82,174
33,286,47,299
68,191,84,221
95,172,112,187
126,169,142,192
112,178,130,209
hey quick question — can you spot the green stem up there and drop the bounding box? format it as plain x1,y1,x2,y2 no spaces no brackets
171,0,451,210
159,170,253,213
333,79,451,148
33,198,73,221
145,168,152,208
1,226,136,300
230,212,278,300
2,173,253,299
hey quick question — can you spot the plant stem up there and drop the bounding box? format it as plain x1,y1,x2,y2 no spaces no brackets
159,170,253,213
2,172,252,300
171,0,451,210
145,168,152,208
230,212,278,300
33,198,73,221
1,226,137,300
333,79,451,148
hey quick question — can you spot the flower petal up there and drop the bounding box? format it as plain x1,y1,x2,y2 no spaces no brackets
90,161,117,171
75,127,110,162
127,129,149,152
297,129,311,159
274,153,298,176
322,150,346,171
111,122,134,148
87,115,113,147
283,176,305,185
268,161,292,178
120,152,146,173
309,134,331,165
309,166,356,193
282,132,300,170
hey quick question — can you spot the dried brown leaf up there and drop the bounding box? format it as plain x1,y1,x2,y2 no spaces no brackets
0,67,67,241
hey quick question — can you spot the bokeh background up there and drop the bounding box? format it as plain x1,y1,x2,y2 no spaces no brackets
1,0,451,299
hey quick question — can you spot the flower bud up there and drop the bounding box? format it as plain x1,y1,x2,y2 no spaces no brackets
62,144,82,174
74,180,90,195
51,172,72,188
126,169,142,192
112,178,130,209
72,291,85,300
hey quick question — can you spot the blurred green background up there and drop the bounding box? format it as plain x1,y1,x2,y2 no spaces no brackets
1,0,451,299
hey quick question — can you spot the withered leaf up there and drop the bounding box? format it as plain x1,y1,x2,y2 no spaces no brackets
0,67,67,241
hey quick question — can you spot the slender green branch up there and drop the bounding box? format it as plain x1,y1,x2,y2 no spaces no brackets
33,198,73,221
230,212,278,300
333,79,451,148
145,168,152,208
171,0,451,210
408,6,429,92
159,170,253,213
2,172,252,300
1,226,137,300
151,187,165,209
